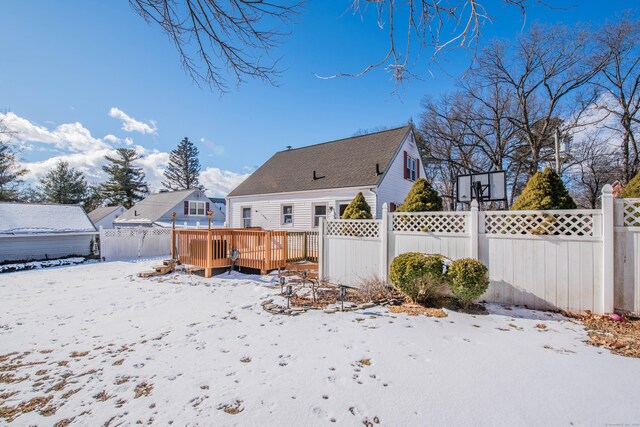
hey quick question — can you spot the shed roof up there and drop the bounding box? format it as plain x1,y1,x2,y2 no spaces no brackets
227,126,412,197
88,205,123,225
0,203,96,234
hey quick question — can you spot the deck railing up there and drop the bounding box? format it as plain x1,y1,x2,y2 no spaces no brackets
286,231,319,263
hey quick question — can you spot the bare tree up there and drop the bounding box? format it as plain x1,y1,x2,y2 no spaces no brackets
593,13,640,183
130,0,301,92
475,23,609,176
0,116,28,202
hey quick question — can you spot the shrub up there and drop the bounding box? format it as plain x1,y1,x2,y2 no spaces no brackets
342,192,372,219
446,258,489,308
396,178,443,212
511,168,576,210
389,252,445,302
357,276,394,301
621,172,640,198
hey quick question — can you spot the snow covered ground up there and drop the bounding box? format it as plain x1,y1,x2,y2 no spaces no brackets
1,260,639,426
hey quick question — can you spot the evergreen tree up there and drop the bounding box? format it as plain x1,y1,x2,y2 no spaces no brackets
511,167,576,210
342,192,373,219
0,141,28,201
621,172,640,198
38,160,87,204
101,148,148,209
396,178,443,212
162,137,202,190
83,184,106,212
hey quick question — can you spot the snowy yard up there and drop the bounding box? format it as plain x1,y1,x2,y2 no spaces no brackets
1,261,639,426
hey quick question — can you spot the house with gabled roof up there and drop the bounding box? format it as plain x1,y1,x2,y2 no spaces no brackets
226,125,426,230
114,189,225,228
88,205,126,230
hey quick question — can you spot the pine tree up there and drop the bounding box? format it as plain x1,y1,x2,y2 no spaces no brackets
83,184,106,212
101,148,149,209
621,172,640,198
511,167,576,210
342,192,373,219
396,178,443,212
38,160,87,204
162,137,202,190
0,141,28,201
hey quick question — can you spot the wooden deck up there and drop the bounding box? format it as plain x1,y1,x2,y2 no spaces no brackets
172,228,290,277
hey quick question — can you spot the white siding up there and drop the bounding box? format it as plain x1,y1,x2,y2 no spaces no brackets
227,187,376,230
94,207,126,230
157,191,216,224
0,234,95,262
376,132,427,217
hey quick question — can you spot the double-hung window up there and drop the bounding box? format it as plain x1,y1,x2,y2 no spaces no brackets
406,155,417,181
282,205,293,225
189,201,206,215
313,204,327,227
242,207,252,228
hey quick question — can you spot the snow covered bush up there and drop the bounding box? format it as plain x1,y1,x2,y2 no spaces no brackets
389,252,445,303
342,192,373,219
446,258,489,308
621,172,640,198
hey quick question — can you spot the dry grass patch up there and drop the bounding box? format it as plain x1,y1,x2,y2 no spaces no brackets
357,358,371,367
218,400,244,415
571,312,640,358
0,373,28,384
54,419,73,427
240,356,252,363
389,304,448,318
0,395,53,422
115,376,131,385
94,391,110,401
112,359,124,366
69,351,89,358
61,388,81,399
134,382,153,398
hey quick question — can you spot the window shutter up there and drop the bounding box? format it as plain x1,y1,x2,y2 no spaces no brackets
205,202,210,214
403,151,408,179
183,201,188,215
416,158,420,179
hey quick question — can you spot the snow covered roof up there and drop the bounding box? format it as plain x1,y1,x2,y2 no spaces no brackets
115,189,197,224
0,203,97,235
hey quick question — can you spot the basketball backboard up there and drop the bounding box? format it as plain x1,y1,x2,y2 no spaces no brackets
456,171,507,203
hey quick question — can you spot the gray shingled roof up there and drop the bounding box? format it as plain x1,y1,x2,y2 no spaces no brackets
88,205,122,224
115,189,197,223
228,126,412,197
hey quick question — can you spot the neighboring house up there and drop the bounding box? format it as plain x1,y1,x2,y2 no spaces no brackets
0,203,97,263
88,205,125,230
114,189,225,228
226,125,426,230
209,197,226,218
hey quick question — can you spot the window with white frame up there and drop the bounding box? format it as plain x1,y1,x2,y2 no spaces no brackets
189,201,206,215
406,155,417,181
313,204,327,227
338,202,350,218
242,207,252,228
282,205,293,225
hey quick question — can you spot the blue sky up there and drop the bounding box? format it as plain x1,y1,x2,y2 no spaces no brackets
0,1,631,196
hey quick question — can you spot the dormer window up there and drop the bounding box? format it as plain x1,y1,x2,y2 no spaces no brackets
188,201,206,215
404,151,419,182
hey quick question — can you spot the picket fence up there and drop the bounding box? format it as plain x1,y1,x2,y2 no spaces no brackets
320,185,640,315
99,227,172,260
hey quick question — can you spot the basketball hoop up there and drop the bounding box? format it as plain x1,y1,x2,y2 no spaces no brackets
456,171,507,204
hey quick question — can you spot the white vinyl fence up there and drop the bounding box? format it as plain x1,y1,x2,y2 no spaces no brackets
320,185,640,315
99,227,171,260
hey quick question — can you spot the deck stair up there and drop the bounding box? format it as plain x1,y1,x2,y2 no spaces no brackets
137,259,177,278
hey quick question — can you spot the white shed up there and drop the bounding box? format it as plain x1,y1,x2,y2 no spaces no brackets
0,203,97,263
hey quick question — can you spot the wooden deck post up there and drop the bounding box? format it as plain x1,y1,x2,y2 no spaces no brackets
205,211,213,278
171,212,177,260
263,231,272,274
282,231,288,268
303,232,308,261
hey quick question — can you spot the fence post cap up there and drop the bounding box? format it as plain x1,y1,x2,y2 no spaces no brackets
602,184,614,195
470,199,479,208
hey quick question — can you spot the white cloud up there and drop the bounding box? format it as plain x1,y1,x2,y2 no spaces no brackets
200,168,249,197
108,107,158,135
103,134,120,144
200,137,224,156
0,112,111,152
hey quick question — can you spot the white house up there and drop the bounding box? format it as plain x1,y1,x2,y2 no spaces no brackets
114,189,225,228
226,125,426,230
88,205,125,230
0,203,97,263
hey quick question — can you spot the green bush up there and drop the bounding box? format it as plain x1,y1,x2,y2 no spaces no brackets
389,252,445,302
621,172,640,198
396,178,443,212
446,258,489,308
512,168,576,210
342,192,372,219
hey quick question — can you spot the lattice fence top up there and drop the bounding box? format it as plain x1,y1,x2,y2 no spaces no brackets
101,227,172,238
325,220,380,238
619,199,640,227
391,212,467,233
483,211,595,236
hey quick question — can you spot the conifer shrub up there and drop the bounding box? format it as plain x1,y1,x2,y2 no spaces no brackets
621,172,640,198
396,178,443,212
389,252,445,302
511,168,576,210
446,258,489,309
342,192,373,219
